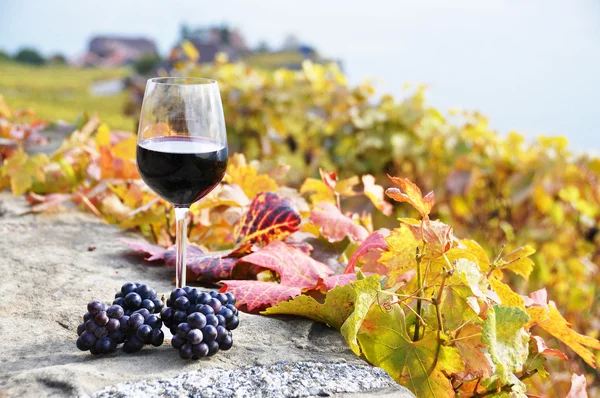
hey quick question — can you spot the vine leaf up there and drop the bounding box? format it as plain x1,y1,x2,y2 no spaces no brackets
357,304,463,398
385,175,435,219
219,280,301,312
235,192,301,246
454,324,492,381
224,153,278,199
362,174,393,215
309,202,369,243
481,305,531,384
531,335,567,360
502,245,536,280
343,229,388,274
567,373,588,398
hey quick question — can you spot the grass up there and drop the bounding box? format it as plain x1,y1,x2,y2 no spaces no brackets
0,62,135,131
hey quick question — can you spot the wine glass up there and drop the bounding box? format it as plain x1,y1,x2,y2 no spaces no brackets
136,77,228,288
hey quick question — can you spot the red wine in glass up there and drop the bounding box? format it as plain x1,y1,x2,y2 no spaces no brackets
136,77,228,288
137,136,228,207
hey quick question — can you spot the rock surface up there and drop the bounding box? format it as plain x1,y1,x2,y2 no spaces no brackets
0,193,413,398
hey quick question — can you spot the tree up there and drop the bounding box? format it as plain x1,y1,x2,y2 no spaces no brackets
133,54,161,75
0,50,10,62
255,40,271,53
49,54,67,65
14,48,46,66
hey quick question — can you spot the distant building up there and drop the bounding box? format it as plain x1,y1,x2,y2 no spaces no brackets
77,36,158,67
170,25,249,64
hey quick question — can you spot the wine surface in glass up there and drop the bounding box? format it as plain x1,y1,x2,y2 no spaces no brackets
137,136,228,207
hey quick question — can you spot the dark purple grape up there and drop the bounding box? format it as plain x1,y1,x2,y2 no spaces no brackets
95,337,113,354
207,298,222,313
183,286,192,293
125,292,142,309
198,305,214,316
197,292,211,305
173,310,188,324
209,291,218,298
136,308,150,319
113,297,125,308
107,305,124,319
147,315,163,330
227,316,239,330
218,308,234,322
124,309,133,316
202,325,217,342
141,299,155,313
187,289,200,304
177,322,191,338
187,329,203,345
128,313,145,330
206,340,219,356
171,334,186,349
87,300,104,316
216,315,226,326
77,331,97,350
135,282,141,287
215,293,228,305
108,329,126,344
95,311,109,326
166,298,173,307
205,314,218,328
225,292,236,305
150,329,164,347
121,282,137,296
123,336,144,353
219,335,233,351
161,307,174,320
94,326,108,339
175,296,190,311
89,345,101,356
85,320,98,333
152,299,164,312
170,288,186,302
170,326,178,335
187,312,207,329
115,291,123,299
83,312,93,322
225,303,238,314
136,324,153,344
106,318,120,332
216,325,229,343
119,315,130,332
179,343,193,359
192,342,209,358
136,284,152,299
77,322,85,336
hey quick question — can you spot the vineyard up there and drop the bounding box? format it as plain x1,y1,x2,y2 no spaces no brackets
1,59,599,397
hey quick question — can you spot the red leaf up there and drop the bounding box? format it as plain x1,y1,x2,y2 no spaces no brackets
311,274,358,293
385,176,435,219
121,239,235,282
309,202,369,243
234,241,333,289
235,192,301,246
219,280,302,313
163,245,236,283
567,374,588,398
532,335,568,360
24,192,72,213
120,238,167,261
402,219,454,258
344,230,389,274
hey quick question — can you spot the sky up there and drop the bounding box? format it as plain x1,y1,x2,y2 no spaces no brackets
1,0,599,150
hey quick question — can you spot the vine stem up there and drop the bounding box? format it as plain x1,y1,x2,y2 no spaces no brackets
471,369,539,398
413,247,424,341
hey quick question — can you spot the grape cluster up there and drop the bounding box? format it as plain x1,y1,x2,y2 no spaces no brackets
113,282,164,315
76,301,126,355
161,287,239,359
121,309,165,353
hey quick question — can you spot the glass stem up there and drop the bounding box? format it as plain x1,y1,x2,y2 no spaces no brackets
174,207,189,288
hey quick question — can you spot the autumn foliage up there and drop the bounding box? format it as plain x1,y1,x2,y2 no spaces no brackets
1,63,598,398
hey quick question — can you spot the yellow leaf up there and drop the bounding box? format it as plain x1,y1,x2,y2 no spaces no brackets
385,175,435,220
300,178,336,205
225,154,278,199
489,278,524,308
502,245,536,280
181,40,199,62
95,123,111,148
537,302,600,368
112,135,137,159
362,174,393,215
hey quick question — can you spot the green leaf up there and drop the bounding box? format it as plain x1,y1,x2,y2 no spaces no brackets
262,275,380,349
482,305,531,384
357,304,463,398
452,258,488,299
